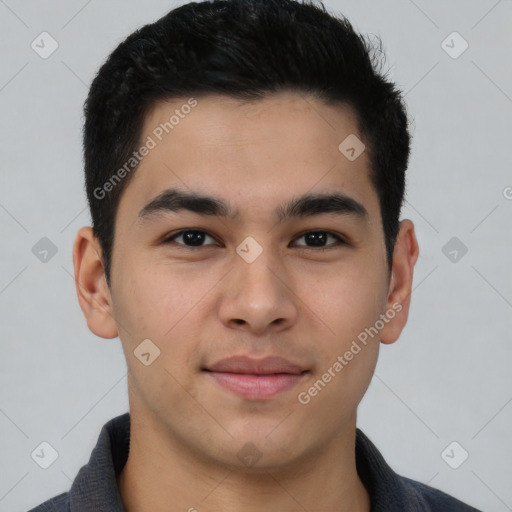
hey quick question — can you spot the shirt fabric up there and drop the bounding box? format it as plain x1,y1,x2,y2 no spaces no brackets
28,412,482,512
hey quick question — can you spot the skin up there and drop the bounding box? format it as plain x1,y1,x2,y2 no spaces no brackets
73,91,419,512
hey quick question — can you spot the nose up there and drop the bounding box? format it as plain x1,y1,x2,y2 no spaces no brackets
218,246,299,335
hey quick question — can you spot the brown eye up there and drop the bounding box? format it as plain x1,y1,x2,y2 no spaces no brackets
163,229,219,247
292,230,347,249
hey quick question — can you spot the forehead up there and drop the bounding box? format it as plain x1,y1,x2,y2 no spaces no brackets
117,92,380,227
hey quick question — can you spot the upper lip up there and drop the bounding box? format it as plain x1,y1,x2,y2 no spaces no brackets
204,356,307,375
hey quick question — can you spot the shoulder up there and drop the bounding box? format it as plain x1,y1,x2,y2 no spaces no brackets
26,492,69,512
401,476,482,511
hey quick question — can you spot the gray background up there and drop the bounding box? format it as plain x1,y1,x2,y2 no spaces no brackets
1,1,511,511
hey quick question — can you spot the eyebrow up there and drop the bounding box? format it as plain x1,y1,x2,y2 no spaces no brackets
137,188,369,224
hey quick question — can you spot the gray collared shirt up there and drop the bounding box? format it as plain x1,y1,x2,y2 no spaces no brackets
27,412,482,511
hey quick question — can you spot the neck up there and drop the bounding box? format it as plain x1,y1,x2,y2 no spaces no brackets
117,408,371,512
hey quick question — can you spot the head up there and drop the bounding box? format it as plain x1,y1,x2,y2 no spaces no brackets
74,0,418,472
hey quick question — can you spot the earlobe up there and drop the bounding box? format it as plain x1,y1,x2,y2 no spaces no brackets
73,226,119,339
380,219,420,345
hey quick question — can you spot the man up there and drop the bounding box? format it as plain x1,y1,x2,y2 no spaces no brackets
28,0,481,510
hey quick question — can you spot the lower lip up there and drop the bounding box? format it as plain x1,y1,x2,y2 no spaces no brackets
205,371,307,400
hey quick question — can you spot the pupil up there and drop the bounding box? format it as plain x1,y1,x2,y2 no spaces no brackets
185,231,204,246
306,232,326,246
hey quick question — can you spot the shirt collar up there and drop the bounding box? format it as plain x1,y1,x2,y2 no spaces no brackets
355,427,424,511
68,412,130,511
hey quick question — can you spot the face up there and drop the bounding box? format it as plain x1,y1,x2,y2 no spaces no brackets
77,91,414,470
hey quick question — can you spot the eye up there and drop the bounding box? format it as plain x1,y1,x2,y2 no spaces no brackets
292,230,347,250
162,229,348,250
162,229,219,248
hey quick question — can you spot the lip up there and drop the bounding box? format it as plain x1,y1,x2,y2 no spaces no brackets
206,355,306,375
203,356,309,400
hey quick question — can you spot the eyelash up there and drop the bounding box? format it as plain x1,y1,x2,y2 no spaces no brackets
161,229,348,251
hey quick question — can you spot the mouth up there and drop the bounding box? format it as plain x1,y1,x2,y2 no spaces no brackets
202,355,309,400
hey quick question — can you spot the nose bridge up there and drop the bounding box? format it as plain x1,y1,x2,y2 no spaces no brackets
219,236,298,332
234,236,284,299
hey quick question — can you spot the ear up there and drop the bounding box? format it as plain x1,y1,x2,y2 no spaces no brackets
380,219,420,345
72,226,119,339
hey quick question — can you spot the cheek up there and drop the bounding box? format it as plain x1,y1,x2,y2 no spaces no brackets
296,266,383,415
301,262,387,345
111,260,212,353
112,265,208,405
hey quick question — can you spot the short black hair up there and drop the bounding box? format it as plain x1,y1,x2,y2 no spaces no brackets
83,0,411,288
